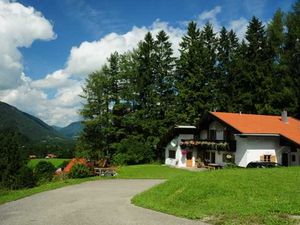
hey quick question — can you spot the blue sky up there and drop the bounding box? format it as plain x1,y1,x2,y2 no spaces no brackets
19,0,294,79
0,0,296,126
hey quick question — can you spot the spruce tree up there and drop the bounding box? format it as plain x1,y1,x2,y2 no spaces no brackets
176,21,206,124
267,9,298,115
285,0,300,117
216,27,239,111
237,17,274,114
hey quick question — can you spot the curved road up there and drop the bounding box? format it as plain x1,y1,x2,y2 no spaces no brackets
0,179,208,225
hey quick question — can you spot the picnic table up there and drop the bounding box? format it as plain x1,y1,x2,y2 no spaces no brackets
207,163,223,169
94,167,117,176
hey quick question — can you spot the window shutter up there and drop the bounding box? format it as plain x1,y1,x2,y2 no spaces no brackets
260,155,264,161
271,155,276,162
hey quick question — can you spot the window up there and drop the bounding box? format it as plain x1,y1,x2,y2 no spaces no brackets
263,155,271,162
292,155,296,162
168,150,176,159
205,151,216,163
209,130,216,140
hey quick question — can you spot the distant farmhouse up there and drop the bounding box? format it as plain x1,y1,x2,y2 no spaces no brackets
165,111,300,168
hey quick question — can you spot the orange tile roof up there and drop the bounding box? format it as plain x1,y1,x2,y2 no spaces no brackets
210,112,300,146
63,158,87,173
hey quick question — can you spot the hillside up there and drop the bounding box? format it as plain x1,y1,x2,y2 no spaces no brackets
55,121,83,139
0,101,63,141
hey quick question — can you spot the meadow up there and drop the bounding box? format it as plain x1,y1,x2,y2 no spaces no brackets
132,166,300,225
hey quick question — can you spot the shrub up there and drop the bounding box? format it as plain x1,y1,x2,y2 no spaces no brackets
68,163,90,178
223,163,240,169
14,166,36,189
34,161,56,183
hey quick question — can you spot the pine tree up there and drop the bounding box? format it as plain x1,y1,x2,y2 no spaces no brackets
201,23,218,111
152,30,176,157
237,17,274,114
285,0,300,117
267,9,298,115
216,27,239,111
176,21,206,124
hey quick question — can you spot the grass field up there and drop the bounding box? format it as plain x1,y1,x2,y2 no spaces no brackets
116,164,192,179
28,158,70,168
132,167,300,225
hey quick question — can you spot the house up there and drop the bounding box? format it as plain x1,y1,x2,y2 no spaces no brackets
45,153,57,159
165,111,300,168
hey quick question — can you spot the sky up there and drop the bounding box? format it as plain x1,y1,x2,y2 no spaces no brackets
0,0,296,127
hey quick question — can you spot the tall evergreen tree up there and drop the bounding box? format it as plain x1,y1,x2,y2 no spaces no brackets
285,0,300,117
176,21,206,124
201,23,218,111
216,27,239,111
267,9,298,115
236,17,274,114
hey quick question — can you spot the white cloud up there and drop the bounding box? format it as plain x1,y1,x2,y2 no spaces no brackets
228,17,248,40
31,70,76,89
196,6,222,32
0,3,252,127
66,20,184,77
0,0,55,89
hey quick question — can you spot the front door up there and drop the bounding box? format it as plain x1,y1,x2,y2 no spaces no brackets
186,151,193,167
282,153,288,166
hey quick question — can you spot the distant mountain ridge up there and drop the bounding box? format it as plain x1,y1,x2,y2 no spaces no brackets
54,121,83,139
0,101,64,141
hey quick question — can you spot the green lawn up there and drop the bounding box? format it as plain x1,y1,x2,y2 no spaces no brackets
132,167,300,225
28,158,70,168
116,164,192,179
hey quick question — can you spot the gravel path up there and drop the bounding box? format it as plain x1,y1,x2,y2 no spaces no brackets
0,179,208,225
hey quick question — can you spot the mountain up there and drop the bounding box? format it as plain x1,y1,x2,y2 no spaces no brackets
57,121,83,139
0,101,63,141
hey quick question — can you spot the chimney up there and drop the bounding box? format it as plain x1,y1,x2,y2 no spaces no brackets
281,110,288,123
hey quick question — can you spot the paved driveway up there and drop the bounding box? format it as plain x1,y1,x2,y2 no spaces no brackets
0,179,208,225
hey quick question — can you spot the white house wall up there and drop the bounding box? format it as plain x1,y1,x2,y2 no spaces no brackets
165,133,194,167
235,136,280,167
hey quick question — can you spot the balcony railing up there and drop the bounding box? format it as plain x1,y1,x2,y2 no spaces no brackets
180,139,236,152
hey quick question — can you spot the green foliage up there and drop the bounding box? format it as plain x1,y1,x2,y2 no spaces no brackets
133,167,300,225
112,136,154,165
13,166,35,189
68,163,90,178
0,130,28,189
34,161,56,184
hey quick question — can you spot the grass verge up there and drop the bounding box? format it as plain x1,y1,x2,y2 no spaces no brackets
0,176,103,205
132,167,300,225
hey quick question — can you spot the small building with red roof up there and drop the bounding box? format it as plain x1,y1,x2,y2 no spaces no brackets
165,111,300,168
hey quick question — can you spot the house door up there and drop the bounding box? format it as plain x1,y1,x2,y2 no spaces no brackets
282,153,288,166
186,151,193,167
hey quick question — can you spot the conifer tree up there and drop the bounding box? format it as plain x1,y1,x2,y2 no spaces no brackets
176,21,206,124
285,0,300,117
